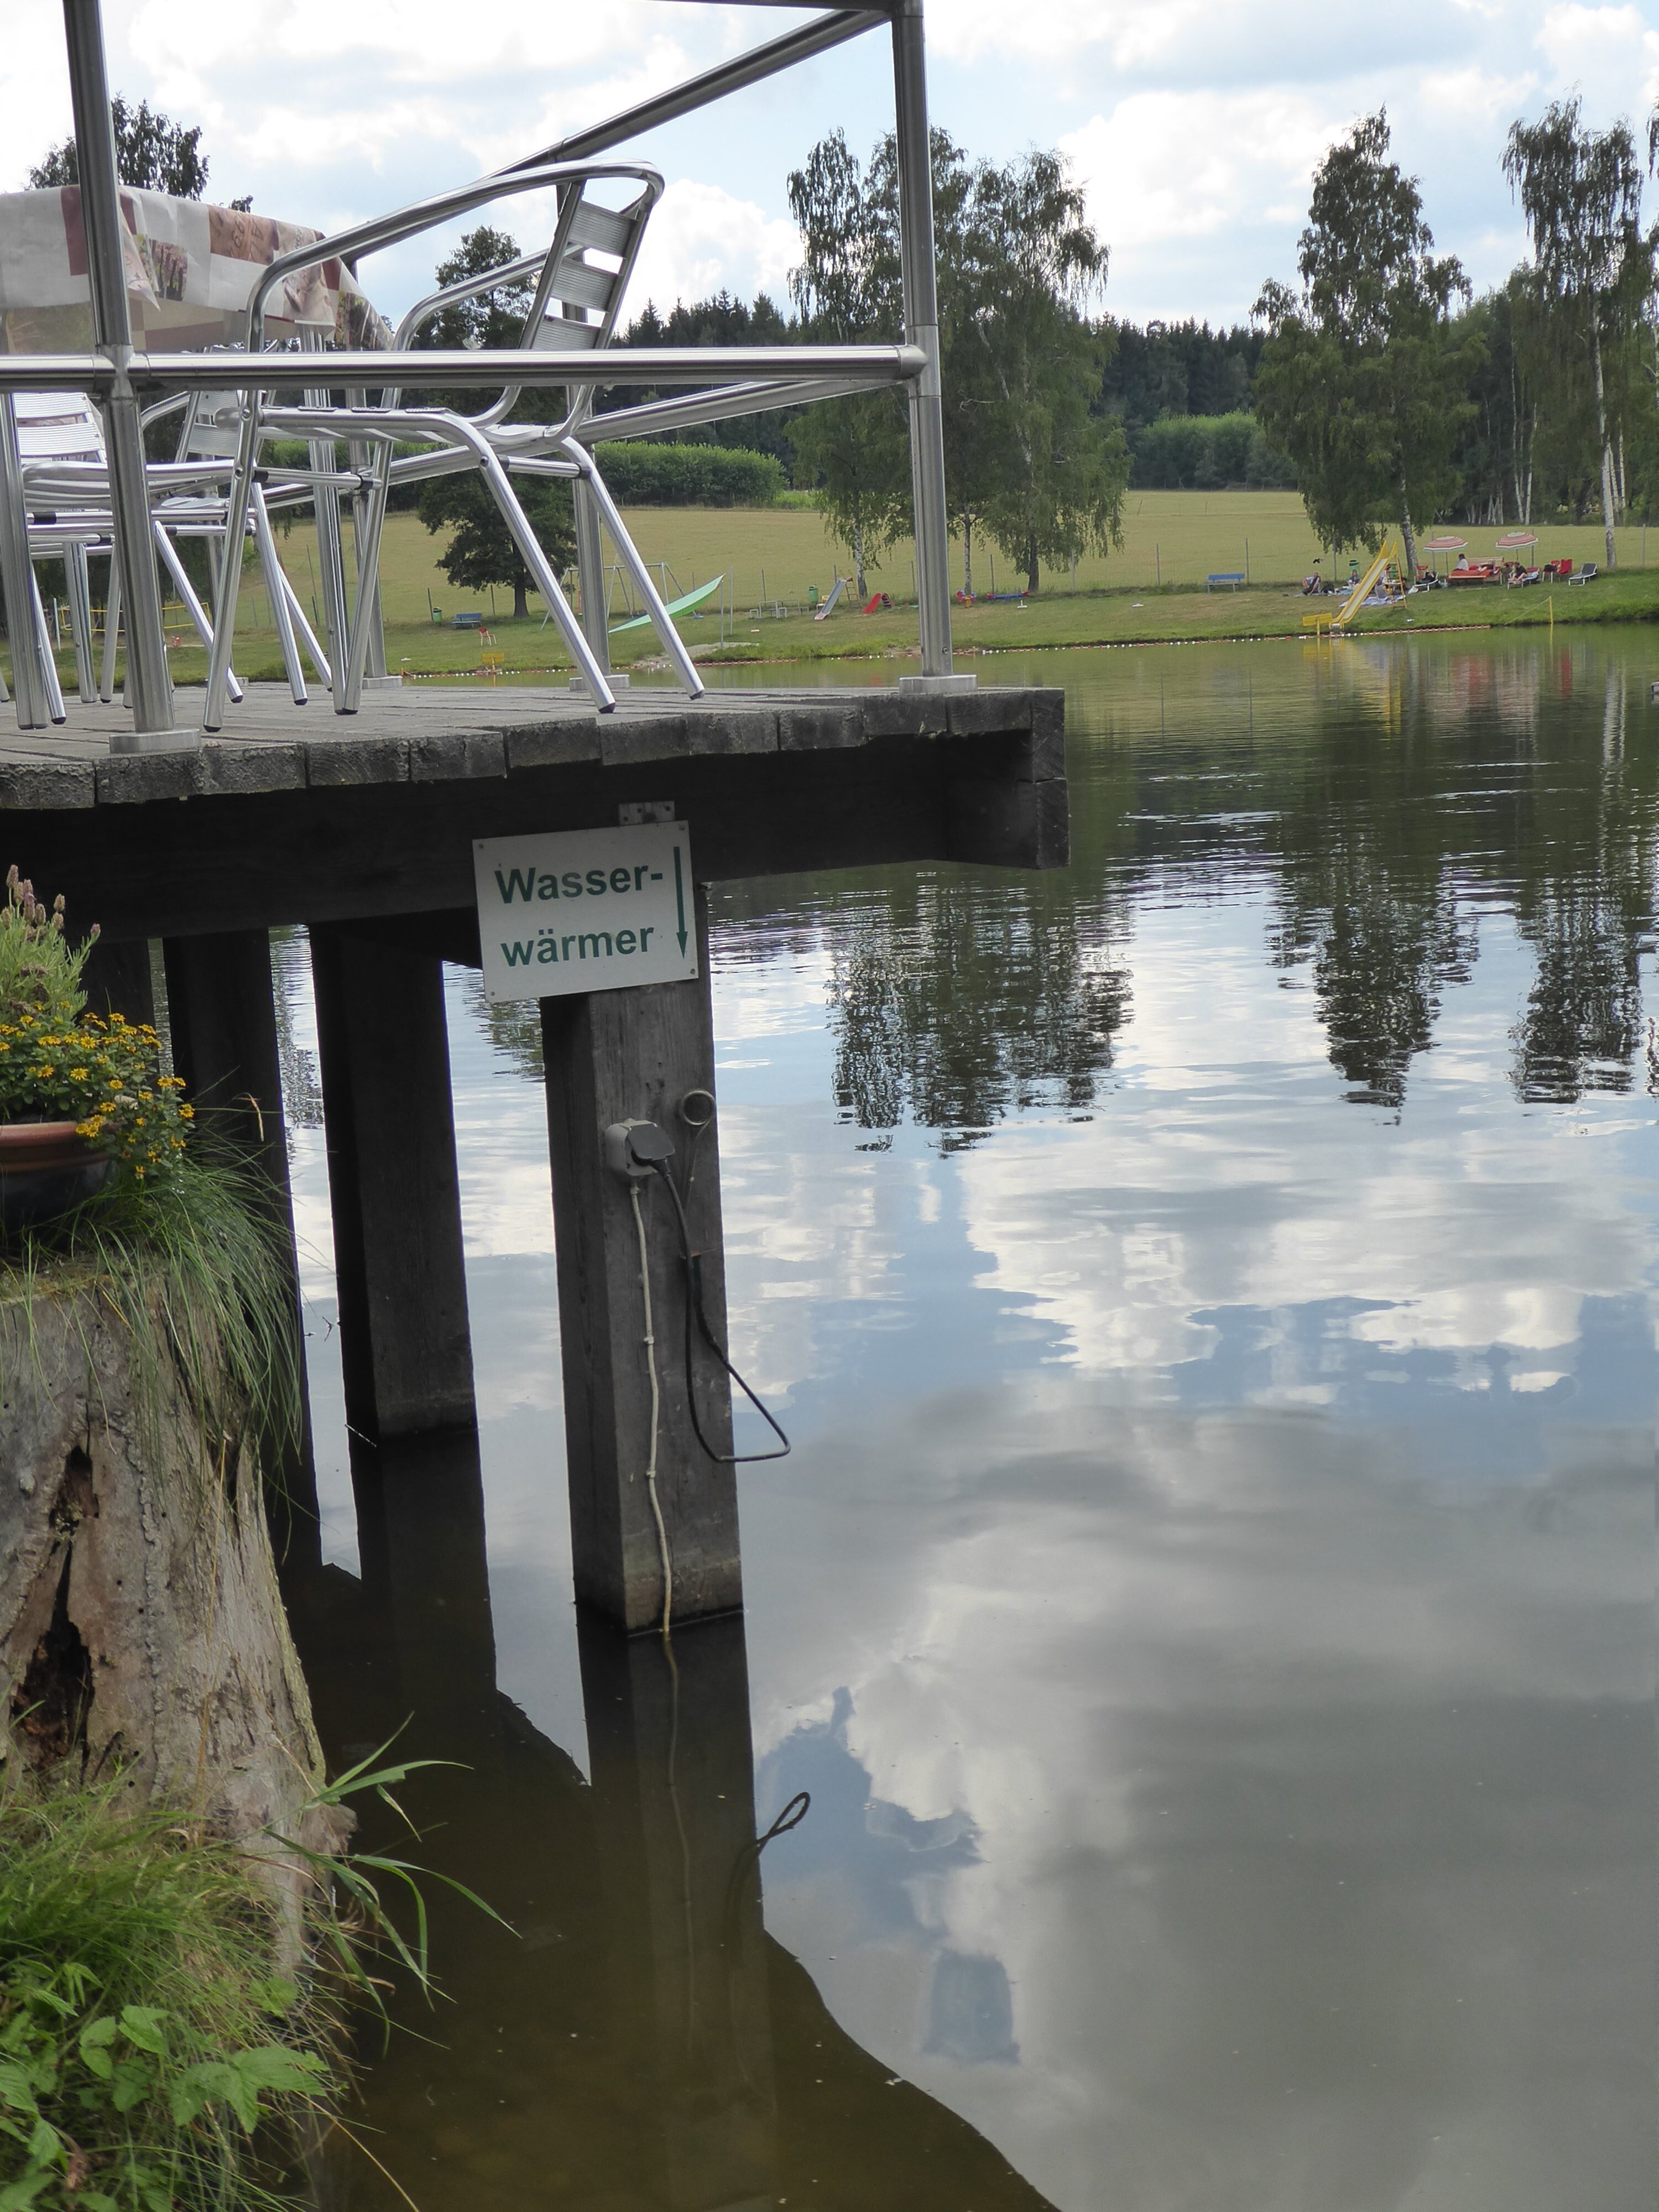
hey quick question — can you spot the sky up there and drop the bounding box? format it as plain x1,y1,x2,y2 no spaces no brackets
2,1,1657,333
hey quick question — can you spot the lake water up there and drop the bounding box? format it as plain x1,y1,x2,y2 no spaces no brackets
284,628,1656,2211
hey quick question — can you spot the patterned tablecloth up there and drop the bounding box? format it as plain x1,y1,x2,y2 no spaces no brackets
0,185,391,354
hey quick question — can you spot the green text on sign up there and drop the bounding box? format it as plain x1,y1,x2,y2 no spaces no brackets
473,822,697,1003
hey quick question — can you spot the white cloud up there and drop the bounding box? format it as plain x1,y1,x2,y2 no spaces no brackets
1062,88,1341,254
1534,4,1659,106
625,178,800,315
3,0,1655,331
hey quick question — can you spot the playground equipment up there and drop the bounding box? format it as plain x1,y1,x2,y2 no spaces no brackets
814,576,849,620
611,575,723,633
1333,540,1401,628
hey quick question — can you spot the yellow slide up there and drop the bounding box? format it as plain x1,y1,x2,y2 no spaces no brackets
1334,540,1399,628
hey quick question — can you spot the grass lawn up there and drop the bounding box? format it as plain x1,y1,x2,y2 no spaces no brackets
18,493,1659,692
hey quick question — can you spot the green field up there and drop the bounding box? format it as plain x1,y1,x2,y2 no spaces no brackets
275,492,1657,623
17,492,1659,693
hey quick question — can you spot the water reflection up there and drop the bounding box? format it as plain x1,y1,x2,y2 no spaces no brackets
284,628,1655,2210
288,1437,1058,2210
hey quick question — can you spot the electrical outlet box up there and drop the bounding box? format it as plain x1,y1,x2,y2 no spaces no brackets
603,1118,675,1178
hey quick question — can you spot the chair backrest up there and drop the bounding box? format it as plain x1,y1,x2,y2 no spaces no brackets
521,186,652,356
13,390,105,464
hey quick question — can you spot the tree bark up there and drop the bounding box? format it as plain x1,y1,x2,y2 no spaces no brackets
1396,482,1420,585
1026,531,1039,595
852,519,867,602
962,518,974,599
1,1282,343,1939
512,574,529,621
1594,326,1618,570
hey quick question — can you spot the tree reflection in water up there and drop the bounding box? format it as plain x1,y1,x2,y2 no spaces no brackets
828,879,1131,1149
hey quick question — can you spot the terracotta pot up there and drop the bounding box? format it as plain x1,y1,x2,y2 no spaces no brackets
0,1119,112,1234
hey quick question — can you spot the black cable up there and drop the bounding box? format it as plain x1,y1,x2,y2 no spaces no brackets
651,1158,790,1464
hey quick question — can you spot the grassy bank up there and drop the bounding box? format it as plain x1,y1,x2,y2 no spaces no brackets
16,496,1659,693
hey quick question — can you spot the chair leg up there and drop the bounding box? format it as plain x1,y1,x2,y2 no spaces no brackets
65,541,97,702
572,478,610,675
100,554,121,703
564,442,705,698
153,524,243,703
250,485,308,706
278,560,331,690
469,444,614,707
338,438,396,715
28,572,67,723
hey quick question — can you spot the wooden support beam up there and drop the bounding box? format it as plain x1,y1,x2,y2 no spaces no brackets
577,1611,775,2205
80,933,155,1025
0,703,1067,946
541,891,741,1631
160,927,320,1568
310,927,475,1440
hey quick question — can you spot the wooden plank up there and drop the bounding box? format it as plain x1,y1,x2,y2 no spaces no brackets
541,890,742,1630
309,928,474,1439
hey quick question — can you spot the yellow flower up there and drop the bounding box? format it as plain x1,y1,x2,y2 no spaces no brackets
69,1068,87,1081
35,1065,54,1080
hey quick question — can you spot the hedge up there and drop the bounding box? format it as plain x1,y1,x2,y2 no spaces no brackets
1130,411,1297,491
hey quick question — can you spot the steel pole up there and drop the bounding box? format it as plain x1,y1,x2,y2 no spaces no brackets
61,0,179,738
891,0,953,677
0,397,51,727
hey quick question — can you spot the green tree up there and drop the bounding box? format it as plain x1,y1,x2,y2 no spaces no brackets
786,131,911,597
412,227,574,620
788,130,1125,598
961,151,1127,593
1254,111,1474,578
1504,98,1655,567
27,96,247,205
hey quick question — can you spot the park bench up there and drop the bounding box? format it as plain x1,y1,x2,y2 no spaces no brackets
1206,572,1244,592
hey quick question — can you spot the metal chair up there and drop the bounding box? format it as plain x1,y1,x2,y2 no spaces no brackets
204,160,702,726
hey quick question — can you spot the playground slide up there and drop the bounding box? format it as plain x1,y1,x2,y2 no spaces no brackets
609,574,724,634
813,576,848,621
1334,541,1397,628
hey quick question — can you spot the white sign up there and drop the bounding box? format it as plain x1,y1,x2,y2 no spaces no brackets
473,822,698,1003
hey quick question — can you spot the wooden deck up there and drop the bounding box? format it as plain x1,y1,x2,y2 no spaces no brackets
0,680,1068,942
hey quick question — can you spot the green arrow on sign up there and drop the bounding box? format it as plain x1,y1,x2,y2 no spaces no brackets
673,843,688,957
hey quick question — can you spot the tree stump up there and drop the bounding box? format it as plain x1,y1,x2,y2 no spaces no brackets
0,1277,344,1904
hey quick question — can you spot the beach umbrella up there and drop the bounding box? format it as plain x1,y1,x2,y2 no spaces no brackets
1494,530,1537,551
1423,535,1467,551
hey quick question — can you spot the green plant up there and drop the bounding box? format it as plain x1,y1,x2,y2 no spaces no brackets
0,1014,191,1178
0,869,190,1180
0,1774,338,2212
0,1749,508,2210
1,1147,304,1485
0,873,95,1033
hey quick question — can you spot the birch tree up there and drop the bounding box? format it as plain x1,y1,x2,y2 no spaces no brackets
1505,100,1653,569
1254,111,1473,578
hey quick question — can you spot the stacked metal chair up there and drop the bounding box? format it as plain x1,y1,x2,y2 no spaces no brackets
202,159,702,724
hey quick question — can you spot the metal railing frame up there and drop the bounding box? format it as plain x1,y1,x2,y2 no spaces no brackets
0,0,956,744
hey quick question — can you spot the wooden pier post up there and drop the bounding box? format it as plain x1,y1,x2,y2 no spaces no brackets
541,891,741,1631
80,932,155,1026
309,927,475,1440
161,927,319,1564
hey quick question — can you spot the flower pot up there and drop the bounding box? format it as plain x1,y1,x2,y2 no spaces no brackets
0,1120,112,1234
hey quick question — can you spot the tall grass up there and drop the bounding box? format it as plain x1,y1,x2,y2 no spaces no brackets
0,1145,302,1498
0,1768,343,2210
